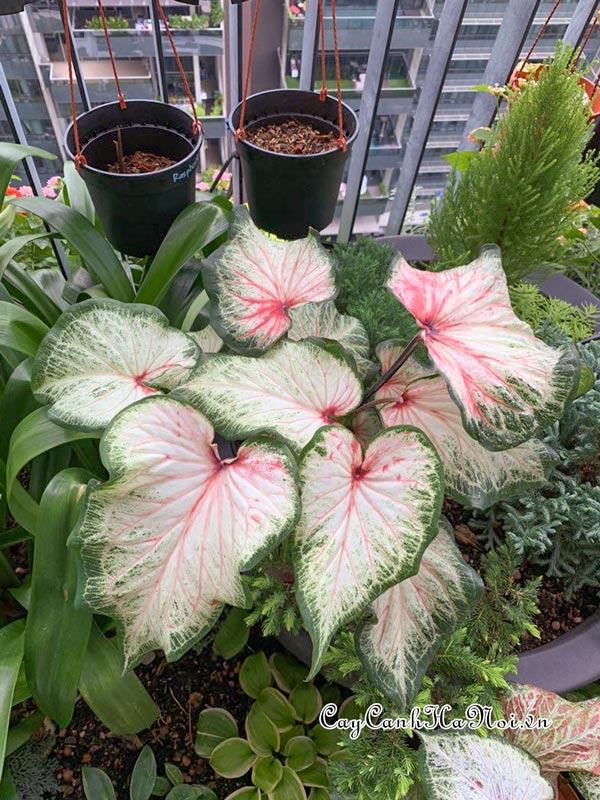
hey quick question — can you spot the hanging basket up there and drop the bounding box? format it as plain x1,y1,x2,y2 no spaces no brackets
64,100,202,257
229,89,358,240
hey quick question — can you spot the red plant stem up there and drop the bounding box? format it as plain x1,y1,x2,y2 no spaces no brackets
362,332,422,403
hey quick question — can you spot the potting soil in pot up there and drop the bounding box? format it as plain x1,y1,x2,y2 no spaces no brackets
106,151,176,174
244,117,339,155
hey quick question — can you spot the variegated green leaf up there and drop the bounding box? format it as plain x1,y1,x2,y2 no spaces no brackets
72,396,299,666
418,733,553,800
295,425,443,678
570,772,600,800
202,207,336,352
374,348,553,508
175,339,362,453
356,522,483,709
32,299,198,432
388,248,579,451
288,302,372,378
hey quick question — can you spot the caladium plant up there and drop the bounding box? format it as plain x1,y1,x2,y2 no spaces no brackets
3,204,582,704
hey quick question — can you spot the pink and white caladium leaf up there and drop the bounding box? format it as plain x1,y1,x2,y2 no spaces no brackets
375,345,553,508
202,207,336,353
387,247,579,451
356,521,483,710
31,299,198,432
189,325,224,354
503,685,600,780
71,396,299,666
418,732,553,800
288,301,373,378
294,424,443,678
175,339,363,453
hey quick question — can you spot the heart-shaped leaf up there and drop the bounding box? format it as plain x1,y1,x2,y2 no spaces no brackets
418,732,553,800
195,708,238,758
190,325,224,354
176,340,362,453
252,756,284,793
224,789,261,800
375,348,553,508
267,766,307,800
240,653,273,699
256,688,297,732
73,396,299,666
245,705,280,756
280,725,306,751
289,684,322,724
203,207,336,352
387,248,579,450
210,738,257,779
285,736,318,771
32,299,198,432
269,653,308,693
288,302,372,378
356,522,483,710
295,425,443,678
503,685,600,779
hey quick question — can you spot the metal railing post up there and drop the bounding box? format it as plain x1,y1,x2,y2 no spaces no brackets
0,61,70,279
58,0,91,112
150,0,168,102
299,0,320,91
459,0,542,149
336,0,401,243
563,0,600,49
386,0,468,235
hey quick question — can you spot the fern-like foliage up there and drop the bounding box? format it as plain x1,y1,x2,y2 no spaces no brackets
333,236,417,351
428,45,600,283
509,282,597,341
7,737,59,800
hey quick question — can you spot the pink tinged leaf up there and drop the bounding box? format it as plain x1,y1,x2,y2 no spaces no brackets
375,345,553,508
202,207,336,352
418,732,554,800
503,685,600,780
387,248,579,451
72,396,300,666
31,298,199,432
175,339,363,453
294,425,444,678
356,522,483,710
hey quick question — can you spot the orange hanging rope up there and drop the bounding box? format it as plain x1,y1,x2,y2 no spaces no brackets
155,0,201,136
60,0,86,168
329,0,346,151
519,0,562,73
236,0,262,140
97,0,127,108
317,0,327,102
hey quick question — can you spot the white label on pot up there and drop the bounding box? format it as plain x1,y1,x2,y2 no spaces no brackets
173,158,198,183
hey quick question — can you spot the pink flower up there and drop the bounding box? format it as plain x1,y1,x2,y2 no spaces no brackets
221,171,232,182
46,176,61,188
43,187,57,198
196,181,211,191
19,186,34,197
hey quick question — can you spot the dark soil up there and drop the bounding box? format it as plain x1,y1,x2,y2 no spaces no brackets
445,498,600,652
51,644,254,798
245,118,339,155
106,151,175,174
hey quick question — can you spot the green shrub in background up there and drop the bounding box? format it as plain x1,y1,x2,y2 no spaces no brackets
428,45,600,283
196,651,343,800
168,14,210,30
85,15,129,29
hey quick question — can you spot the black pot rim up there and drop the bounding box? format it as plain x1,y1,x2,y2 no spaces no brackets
63,99,203,181
228,88,359,160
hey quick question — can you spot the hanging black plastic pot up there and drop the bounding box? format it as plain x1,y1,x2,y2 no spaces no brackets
229,89,359,240
64,100,202,258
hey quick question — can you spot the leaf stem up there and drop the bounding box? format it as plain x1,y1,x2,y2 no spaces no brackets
362,332,422,402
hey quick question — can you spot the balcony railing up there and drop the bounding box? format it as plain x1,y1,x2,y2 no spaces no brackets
0,0,599,254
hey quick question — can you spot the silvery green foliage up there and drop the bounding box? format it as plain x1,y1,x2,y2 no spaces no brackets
7,736,59,800
481,339,600,594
